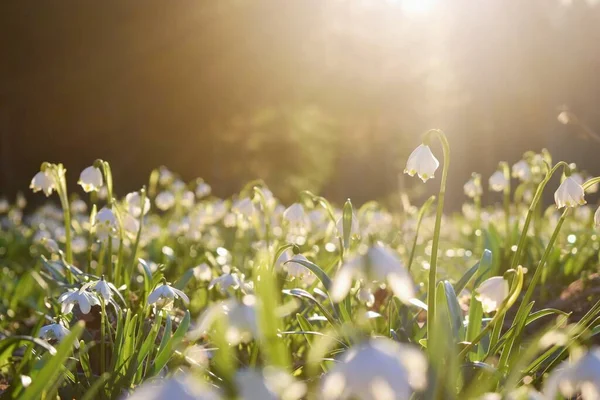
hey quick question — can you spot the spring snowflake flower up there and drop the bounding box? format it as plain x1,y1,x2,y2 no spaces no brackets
127,374,221,400
330,243,415,304
181,190,195,208
232,197,255,217
148,281,190,307
236,367,306,400
96,207,117,227
404,144,440,182
554,176,586,209
283,254,316,285
38,323,78,349
30,170,56,196
489,170,508,192
283,203,309,226
125,191,150,217
321,338,427,400
71,199,88,214
512,160,531,182
544,347,600,400
191,295,258,345
59,289,100,314
155,191,176,211
464,176,482,198
475,276,509,313
77,166,103,193
196,181,212,198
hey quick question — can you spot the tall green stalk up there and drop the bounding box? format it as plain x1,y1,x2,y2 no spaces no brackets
423,129,450,347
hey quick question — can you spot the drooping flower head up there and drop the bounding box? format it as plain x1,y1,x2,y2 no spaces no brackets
78,166,103,193
30,170,56,197
38,322,78,349
464,174,483,198
404,144,440,182
489,170,509,192
59,288,100,314
148,280,190,308
512,160,531,182
475,276,509,313
554,176,586,209
544,347,600,400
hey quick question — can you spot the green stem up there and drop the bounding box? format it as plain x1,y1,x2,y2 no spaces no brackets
100,298,106,375
501,162,511,262
407,196,435,272
423,129,450,349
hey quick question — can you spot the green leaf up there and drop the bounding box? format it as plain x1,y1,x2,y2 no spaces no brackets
150,311,190,376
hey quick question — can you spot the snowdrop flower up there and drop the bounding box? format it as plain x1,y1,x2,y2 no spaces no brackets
330,243,415,304
155,191,175,211
77,166,103,192
59,289,100,314
191,295,258,345
489,170,509,192
196,181,212,198
127,373,221,400
148,281,190,307
512,160,531,182
125,191,150,217
284,254,316,285
209,272,244,294
88,276,112,301
544,347,600,400
193,263,213,281
38,322,78,349
236,367,306,400
464,175,482,198
404,144,439,182
30,170,56,196
554,176,586,208
475,276,509,313
321,338,427,400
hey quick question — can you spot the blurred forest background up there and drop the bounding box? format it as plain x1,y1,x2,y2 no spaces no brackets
1,0,600,208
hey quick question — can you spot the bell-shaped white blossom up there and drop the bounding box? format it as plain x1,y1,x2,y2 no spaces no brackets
232,197,256,218
209,272,247,294
181,190,195,208
236,367,306,400
330,243,415,304
321,338,427,400
554,176,586,209
77,166,103,193
96,207,117,227
88,277,113,301
59,289,100,314
283,203,309,226
127,374,221,400
512,160,531,182
38,323,78,349
30,171,56,196
283,254,316,285
125,191,150,217
194,263,213,281
544,347,600,400
148,282,190,307
191,295,258,345
475,276,509,313
404,144,440,182
557,111,570,125
464,177,482,198
155,191,176,211
489,170,508,192
356,287,375,307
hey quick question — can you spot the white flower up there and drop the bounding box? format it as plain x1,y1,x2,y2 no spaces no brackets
122,213,140,237
404,144,440,182
544,347,600,400
232,197,255,217
558,111,570,125
77,166,103,193
155,191,176,211
148,282,190,307
38,323,78,349
475,276,509,313
126,374,221,400
96,207,117,227
191,296,258,345
356,287,375,307
595,206,600,228
284,254,316,285
71,199,88,214
59,289,100,314
125,191,150,217
335,213,360,240
89,277,112,301
30,171,56,196
158,166,174,185
283,203,309,226
321,338,427,400
181,191,195,208
554,176,586,209
209,273,243,294
0,197,9,213
489,170,508,192
512,160,531,182
464,177,482,198
196,182,212,198
193,263,213,281
330,244,415,304
236,367,306,400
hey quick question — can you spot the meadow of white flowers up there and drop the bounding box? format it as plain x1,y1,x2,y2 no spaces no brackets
2,129,600,399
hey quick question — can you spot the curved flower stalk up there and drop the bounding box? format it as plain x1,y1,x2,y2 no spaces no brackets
404,129,450,346
320,338,427,400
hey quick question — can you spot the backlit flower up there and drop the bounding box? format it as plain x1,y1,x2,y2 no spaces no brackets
194,263,213,281
404,144,439,182
88,277,113,301
464,176,482,198
148,282,190,307
127,374,221,400
125,191,150,217
236,367,306,400
30,171,56,196
475,276,509,313
155,191,175,211
489,170,508,192
196,181,212,198
330,243,415,304
59,289,100,314
544,347,600,400
554,176,586,209
321,338,427,400
512,160,531,182
38,323,78,349
78,166,103,193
